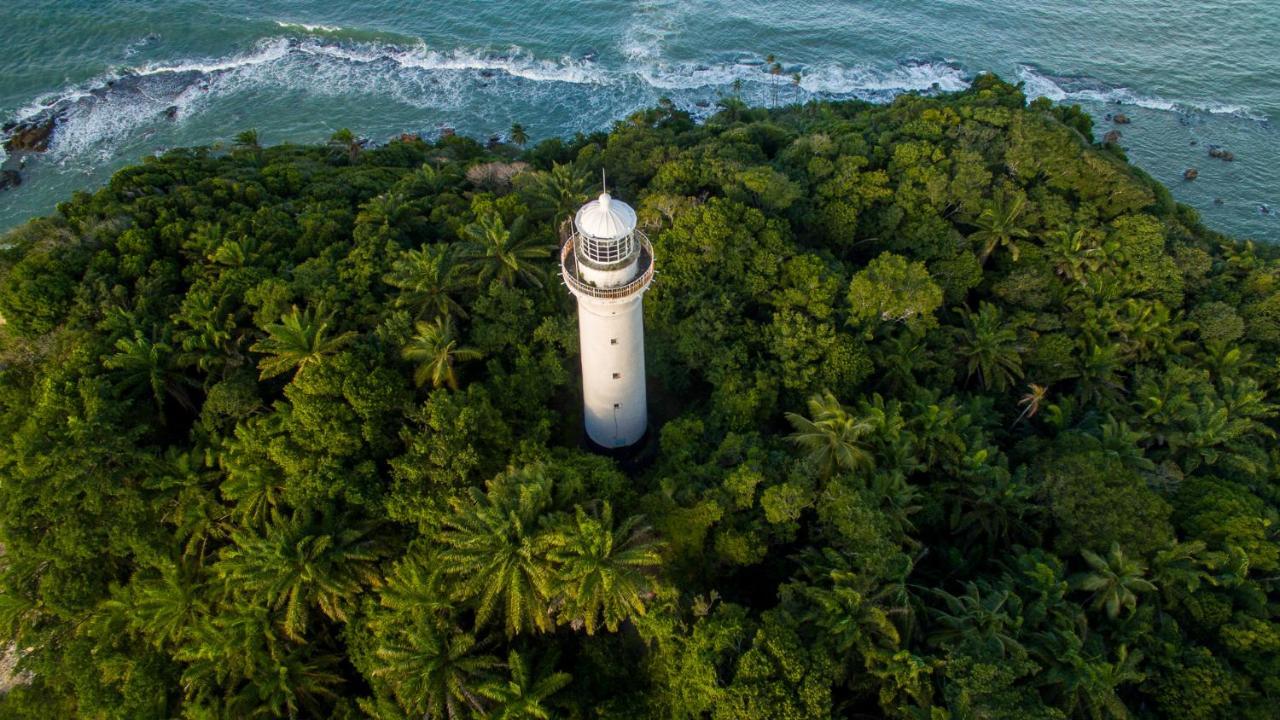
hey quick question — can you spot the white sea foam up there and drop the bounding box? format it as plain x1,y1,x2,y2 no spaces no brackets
1,36,614,161
129,37,294,79
635,56,967,102
0,35,981,167
298,42,610,85
5,30,1263,176
798,60,969,95
1017,65,1263,120
621,0,684,62
275,21,345,33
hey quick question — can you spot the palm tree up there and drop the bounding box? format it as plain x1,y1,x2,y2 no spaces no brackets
233,129,263,164
1071,543,1157,619
946,466,1036,551
796,552,904,679
104,330,194,412
868,469,923,540
765,53,781,107
970,190,1030,266
953,302,1024,391
716,95,747,123
1013,383,1048,426
521,162,589,223
1043,644,1145,720
167,483,229,566
928,582,1024,658
371,623,500,719
216,509,388,641
1076,338,1126,406
383,245,469,320
220,461,286,529
509,123,529,148
480,650,572,720
227,648,345,720
329,127,363,164
792,72,803,104
234,129,260,149
174,287,247,374
372,554,459,669
175,605,291,708
355,191,425,247
431,466,558,636
871,328,935,393
1151,540,1221,608
109,559,208,649
548,503,663,635
785,391,875,478
1095,415,1155,472
401,315,483,390
457,210,553,288
249,304,356,380
1046,226,1108,288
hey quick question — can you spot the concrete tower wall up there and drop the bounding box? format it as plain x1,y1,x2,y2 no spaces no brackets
576,294,648,448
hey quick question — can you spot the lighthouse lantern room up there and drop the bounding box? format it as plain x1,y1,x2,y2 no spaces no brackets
559,179,655,449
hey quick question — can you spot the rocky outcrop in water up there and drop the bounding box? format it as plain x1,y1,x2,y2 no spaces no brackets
1184,168,1198,181
1103,129,1122,144
1113,113,1131,124
0,170,21,191
2,114,60,152
1208,146,1235,161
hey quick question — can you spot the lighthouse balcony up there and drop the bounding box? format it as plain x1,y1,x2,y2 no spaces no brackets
560,232,655,302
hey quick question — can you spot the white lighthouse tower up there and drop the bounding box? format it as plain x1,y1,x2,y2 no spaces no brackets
560,181,655,449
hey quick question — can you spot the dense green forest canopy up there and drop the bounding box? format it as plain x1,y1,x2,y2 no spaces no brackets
0,75,1277,718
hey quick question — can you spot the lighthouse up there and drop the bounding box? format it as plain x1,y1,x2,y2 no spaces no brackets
560,182,655,449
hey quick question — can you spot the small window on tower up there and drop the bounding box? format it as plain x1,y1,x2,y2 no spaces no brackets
612,372,622,379
610,338,618,345
613,403,621,409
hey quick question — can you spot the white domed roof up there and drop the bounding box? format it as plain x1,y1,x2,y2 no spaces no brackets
575,192,636,241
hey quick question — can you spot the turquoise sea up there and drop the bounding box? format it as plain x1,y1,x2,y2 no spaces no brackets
1,1,1277,240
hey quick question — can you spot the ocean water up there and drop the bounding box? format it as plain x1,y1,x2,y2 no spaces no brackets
1,1,1277,240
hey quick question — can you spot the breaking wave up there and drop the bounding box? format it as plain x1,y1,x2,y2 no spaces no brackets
0,33,983,164
2,29,1264,174
1016,64,1264,120
275,21,345,34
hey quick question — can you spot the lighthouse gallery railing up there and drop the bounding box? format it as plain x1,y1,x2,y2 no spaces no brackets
560,232,655,300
